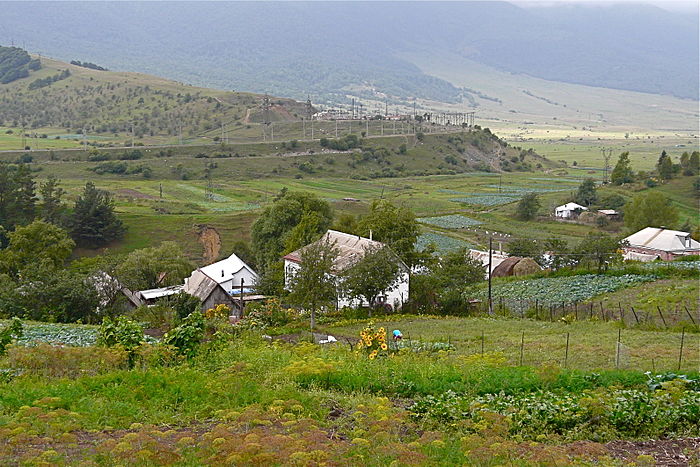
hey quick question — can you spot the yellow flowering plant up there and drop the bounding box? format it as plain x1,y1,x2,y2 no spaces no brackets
356,322,389,359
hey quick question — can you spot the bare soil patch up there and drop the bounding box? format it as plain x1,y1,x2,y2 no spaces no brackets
605,438,700,466
196,225,221,263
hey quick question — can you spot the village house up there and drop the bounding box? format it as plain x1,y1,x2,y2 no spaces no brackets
554,202,587,219
622,227,700,261
183,253,260,317
283,230,410,310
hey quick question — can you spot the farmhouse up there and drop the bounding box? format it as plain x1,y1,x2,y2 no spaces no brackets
554,202,587,219
283,230,409,310
622,227,700,261
183,253,259,317
194,253,258,294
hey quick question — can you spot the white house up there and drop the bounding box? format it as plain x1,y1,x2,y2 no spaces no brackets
554,202,588,219
622,227,700,261
188,252,258,294
283,230,410,310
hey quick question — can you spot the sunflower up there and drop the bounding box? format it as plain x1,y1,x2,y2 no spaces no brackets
381,343,388,350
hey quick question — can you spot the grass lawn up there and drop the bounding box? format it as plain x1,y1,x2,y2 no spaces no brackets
324,316,699,372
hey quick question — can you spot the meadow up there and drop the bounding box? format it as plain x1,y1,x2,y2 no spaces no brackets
1,312,698,466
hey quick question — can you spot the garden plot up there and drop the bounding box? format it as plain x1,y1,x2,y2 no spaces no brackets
16,322,98,347
418,215,483,229
416,232,475,252
450,195,520,206
487,185,569,193
478,274,657,307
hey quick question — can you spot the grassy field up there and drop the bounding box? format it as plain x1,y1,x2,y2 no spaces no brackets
325,315,699,372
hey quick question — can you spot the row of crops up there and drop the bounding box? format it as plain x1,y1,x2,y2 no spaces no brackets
471,274,657,308
14,322,98,347
418,214,483,229
416,232,475,253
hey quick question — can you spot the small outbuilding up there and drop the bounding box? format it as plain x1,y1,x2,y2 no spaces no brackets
554,202,588,219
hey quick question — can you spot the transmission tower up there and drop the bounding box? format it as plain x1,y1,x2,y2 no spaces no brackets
262,94,272,126
601,148,613,184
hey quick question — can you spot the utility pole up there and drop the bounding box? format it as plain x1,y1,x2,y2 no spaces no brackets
601,148,612,184
488,236,494,316
335,119,338,138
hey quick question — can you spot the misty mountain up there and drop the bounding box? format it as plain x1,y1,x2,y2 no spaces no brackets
0,1,696,102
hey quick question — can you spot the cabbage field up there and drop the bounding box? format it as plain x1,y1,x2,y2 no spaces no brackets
418,214,483,229
15,322,98,347
475,274,657,307
416,232,475,252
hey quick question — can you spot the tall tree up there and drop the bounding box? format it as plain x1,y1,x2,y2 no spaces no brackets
251,190,332,270
0,220,74,277
515,193,540,221
39,175,66,225
342,246,403,317
287,236,339,329
69,182,125,248
575,233,620,273
574,178,598,207
116,241,193,291
356,199,418,266
610,152,634,185
656,150,674,180
624,192,678,232
688,151,700,176
11,164,37,226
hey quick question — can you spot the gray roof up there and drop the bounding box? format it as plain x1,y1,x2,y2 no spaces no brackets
284,230,402,272
624,227,700,252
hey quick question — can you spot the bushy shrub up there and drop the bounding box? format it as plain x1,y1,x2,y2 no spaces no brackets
97,316,144,366
0,317,23,355
163,311,205,358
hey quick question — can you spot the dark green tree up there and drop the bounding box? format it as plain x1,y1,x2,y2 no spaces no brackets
624,192,678,232
356,199,419,266
515,193,540,221
610,152,635,185
115,241,193,291
342,246,403,317
575,233,621,273
251,190,332,270
507,238,542,263
657,151,674,180
574,178,598,207
0,220,74,277
39,175,66,225
69,182,125,248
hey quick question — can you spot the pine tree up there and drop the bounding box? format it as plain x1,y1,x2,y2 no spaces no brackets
610,152,634,185
39,175,66,225
69,182,125,248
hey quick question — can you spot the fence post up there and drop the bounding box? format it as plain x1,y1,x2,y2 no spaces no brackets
600,302,606,321
618,302,624,324
678,328,685,371
684,306,697,326
656,306,667,328
630,306,640,324
590,302,594,319
535,299,539,320
615,328,621,369
564,332,570,368
574,301,578,321
549,305,554,322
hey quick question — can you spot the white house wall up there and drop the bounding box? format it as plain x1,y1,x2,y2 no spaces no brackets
284,260,409,310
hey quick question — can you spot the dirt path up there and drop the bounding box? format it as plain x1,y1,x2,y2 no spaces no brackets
196,225,221,263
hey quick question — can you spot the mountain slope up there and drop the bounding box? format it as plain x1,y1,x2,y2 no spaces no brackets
0,1,696,102
0,54,306,141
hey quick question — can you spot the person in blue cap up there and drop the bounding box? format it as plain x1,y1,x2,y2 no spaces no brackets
392,329,403,341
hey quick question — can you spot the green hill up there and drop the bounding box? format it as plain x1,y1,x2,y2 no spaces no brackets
0,53,307,147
